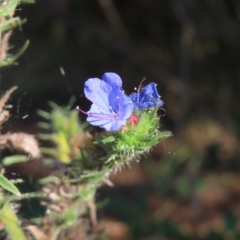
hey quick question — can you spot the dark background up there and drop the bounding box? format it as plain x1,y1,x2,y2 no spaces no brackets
2,0,240,239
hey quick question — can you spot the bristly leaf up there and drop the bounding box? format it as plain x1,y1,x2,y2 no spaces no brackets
2,155,28,166
66,96,76,109
0,174,20,195
0,202,27,240
0,17,26,32
37,109,51,119
0,0,18,17
101,136,115,144
38,122,51,129
38,102,94,166
0,40,30,67
100,108,172,166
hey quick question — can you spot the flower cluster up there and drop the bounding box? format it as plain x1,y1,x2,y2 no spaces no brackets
80,72,163,132
129,82,163,110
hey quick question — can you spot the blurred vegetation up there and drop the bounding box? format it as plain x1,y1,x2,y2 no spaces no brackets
1,0,240,240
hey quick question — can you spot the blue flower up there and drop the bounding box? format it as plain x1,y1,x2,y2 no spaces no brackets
129,82,163,110
83,72,133,131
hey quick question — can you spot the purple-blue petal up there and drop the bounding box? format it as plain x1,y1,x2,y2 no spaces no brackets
129,93,137,103
121,101,134,120
102,72,122,88
83,72,134,131
87,104,114,129
130,82,164,110
140,83,159,99
84,78,111,113
87,103,128,131
108,88,133,119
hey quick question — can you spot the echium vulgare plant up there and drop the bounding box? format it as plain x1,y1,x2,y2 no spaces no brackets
31,72,171,239
0,69,171,239
78,72,171,168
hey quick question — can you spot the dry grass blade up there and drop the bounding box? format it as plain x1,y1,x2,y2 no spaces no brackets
26,225,49,240
0,86,17,110
0,133,41,158
0,30,12,61
0,86,17,125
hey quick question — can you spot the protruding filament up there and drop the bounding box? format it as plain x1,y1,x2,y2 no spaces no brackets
76,106,88,115
137,77,146,104
109,106,117,118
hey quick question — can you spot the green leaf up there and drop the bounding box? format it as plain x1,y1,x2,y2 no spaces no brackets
3,155,28,166
0,40,29,67
48,101,60,109
38,133,53,140
38,176,60,185
0,17,26,32
38,122,51,129
0,0,19,17
62,204,79,227
0,202,27,240
105,154,117,163
79,185,96,201
38,109,51,119
0,174,20,195
101,136,115,144
66,96,76,109
40,147,57,156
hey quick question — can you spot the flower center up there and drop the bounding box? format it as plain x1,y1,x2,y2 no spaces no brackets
109,106,117,118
